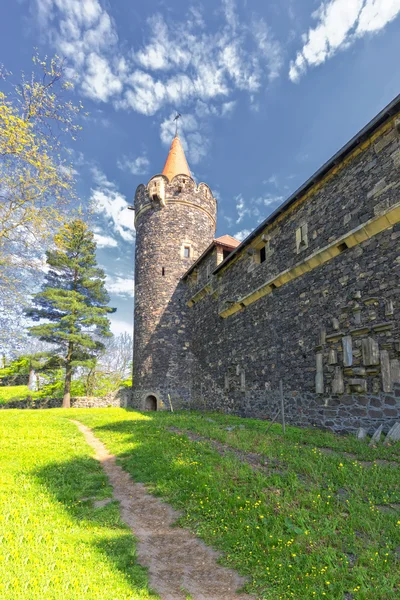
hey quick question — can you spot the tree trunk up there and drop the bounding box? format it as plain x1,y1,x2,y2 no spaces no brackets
28,366,36,391
63,342,73,408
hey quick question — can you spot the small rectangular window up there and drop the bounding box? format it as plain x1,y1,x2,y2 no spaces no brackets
259,245,266,263
183,246,190,258
206,263,211,279
162,267,165,276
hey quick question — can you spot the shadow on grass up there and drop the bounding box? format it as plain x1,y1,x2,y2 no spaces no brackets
33,454,158,598
87,418,269,508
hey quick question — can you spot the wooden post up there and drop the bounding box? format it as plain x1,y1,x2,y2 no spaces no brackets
280,379,286,435
265,408,281,434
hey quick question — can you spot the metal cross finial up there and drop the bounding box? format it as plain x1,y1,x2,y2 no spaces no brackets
173,113,182,136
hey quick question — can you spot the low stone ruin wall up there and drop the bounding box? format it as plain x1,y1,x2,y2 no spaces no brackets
0,387,132,410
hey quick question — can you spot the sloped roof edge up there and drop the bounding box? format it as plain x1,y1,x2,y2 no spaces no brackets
214,94,400,275
182,236,240,280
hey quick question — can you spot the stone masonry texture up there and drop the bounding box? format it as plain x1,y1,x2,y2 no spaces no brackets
133,174,216,410
132,105,400,433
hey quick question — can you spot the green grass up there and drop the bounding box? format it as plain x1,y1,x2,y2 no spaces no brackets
0,385,30,403
0,410,157,599
1,408,399,599
72,409,400,600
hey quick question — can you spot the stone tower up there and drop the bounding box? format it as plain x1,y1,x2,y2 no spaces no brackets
133,136,217,410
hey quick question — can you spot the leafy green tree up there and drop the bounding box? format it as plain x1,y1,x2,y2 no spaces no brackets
0,53,85,349
26,220,115,407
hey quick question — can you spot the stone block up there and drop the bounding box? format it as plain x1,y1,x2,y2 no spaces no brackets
362,338,380,366
370,397,382,408
384,408,398,417
372,322,393,333
384,396,396,406
341,395,354,405
374,130,397,153
315,352,324,394
332,367,344,394
345,367,366,376
390,359,400,384
351,408,367,416
383,422,400,445
385,299,394,317
348,379,367,393
357,396,369,406
328,348,338,365
356,427,367,440
369,424,383,446
342,336,353,367
380,350,392,392
368,410,383,418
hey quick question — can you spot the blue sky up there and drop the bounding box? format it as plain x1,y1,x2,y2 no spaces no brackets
1,0,399,336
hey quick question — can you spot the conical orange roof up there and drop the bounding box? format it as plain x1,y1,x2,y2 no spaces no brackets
162,136,191,181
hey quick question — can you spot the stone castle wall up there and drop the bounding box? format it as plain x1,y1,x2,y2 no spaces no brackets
131,104,400,433
179,111,400,433
179,113,400,430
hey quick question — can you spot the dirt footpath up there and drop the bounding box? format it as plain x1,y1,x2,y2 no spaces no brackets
72,420,255,600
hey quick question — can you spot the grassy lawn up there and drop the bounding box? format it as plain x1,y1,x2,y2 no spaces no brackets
73,409,400,600
0,385,30,404
1,408,399,599
0,410,156,599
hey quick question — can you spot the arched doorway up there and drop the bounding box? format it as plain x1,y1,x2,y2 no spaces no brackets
144,395,157,411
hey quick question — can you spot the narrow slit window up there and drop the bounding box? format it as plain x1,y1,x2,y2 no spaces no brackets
183,246,190,258
259,245,266,263
162,267,165,276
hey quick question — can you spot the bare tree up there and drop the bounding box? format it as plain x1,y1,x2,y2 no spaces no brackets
98,332,133,380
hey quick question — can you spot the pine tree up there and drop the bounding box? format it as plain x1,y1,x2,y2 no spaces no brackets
26,220,115,408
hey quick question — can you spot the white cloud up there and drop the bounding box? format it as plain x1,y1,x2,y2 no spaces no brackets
90,168,135,242
160,112,210,165
289,0,400,82
235,192,284,224
234,228,251,241
93,233,118,248
35,0,121,100
221,100,237,117
357,0,400,33
250,17,283,82
263,194,284,206
106,274,135,297
109,317,133,336
36,0,283,122
117,154,150,176
235,194,249,224
81,52,123,102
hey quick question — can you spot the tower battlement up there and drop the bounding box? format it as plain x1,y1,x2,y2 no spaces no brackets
134,174,216,227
